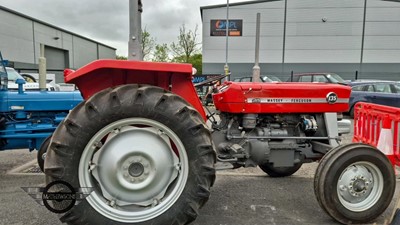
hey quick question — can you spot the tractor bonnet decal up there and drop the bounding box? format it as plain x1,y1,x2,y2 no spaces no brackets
326,92,338,104
247,96,347,104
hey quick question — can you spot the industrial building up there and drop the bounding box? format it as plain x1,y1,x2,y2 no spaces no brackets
201,0,400,81
0,5,116,82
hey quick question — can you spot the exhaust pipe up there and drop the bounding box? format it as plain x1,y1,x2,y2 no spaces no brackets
39,44,46,91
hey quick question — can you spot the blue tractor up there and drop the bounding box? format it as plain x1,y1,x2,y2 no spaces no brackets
0,51,82,171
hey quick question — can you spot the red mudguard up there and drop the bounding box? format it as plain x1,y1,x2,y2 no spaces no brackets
213,81,351,113
64,60,206,120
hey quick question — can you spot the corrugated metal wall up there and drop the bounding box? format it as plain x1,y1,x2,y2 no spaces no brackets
0,7,116,80
0,10,35,64
202,0,400,81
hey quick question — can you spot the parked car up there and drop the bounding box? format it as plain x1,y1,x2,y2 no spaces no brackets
233,75,282,82
6,67,57,91
287,73,348,84
348,80,400,117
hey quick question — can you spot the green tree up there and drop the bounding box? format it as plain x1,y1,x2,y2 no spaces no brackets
141,27,155,61
170,25,200,63
188,53,202,75
116,55,127,60
153,44,170,62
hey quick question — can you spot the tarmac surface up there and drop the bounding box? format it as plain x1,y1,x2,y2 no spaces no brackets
0,117,399,225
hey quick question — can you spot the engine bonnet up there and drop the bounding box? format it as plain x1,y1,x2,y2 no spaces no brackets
213,82,351,113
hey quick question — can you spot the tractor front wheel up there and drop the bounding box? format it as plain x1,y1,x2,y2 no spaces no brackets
314,143,395,224
44,85,216,225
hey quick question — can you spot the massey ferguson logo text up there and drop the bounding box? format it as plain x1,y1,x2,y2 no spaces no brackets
251,98,312,103
247,97,344,104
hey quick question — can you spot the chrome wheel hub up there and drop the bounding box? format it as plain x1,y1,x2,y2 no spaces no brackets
127,161,145,177
337,162,383,212
79,118,188,223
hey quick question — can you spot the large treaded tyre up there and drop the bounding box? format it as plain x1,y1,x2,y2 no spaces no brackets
44,85,216,225
314,143,395,224
259,163,302,177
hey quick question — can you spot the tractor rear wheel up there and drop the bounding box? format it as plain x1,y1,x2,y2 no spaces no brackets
44,85,216,225
259,162,302,177
314,143,395,224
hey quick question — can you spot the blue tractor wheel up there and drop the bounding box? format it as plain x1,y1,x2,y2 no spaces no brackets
37,136,51,172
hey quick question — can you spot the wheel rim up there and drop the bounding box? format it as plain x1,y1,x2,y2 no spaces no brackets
78,118,189,223
337,161,384,212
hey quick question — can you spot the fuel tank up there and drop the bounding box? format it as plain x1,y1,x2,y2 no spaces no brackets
213,82,351,113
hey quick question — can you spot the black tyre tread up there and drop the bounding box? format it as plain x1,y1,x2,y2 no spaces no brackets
314,143,396,224
44,84,216,225
259,163,303,177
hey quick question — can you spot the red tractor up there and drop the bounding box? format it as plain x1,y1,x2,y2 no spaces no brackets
44,60,396,225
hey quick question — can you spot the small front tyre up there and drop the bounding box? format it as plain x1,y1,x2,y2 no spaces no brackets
314,143,395,224
44,85,216,225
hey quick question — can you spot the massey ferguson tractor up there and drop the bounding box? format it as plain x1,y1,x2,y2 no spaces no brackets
43,60,396,225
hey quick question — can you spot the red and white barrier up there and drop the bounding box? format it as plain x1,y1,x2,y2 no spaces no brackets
353,102,400,167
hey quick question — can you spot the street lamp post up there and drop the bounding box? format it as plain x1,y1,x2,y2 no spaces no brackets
224,0,230,80
128,0,143,61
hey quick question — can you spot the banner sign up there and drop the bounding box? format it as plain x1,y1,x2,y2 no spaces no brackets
192,74,221,84
210,19,243,36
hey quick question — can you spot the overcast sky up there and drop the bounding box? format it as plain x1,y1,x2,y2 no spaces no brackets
0,0,247,56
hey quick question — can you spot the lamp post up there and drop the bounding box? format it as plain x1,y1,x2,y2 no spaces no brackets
224,0,230,80
128,0,143,61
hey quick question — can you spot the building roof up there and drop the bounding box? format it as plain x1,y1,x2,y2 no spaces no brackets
0,5,116,50
200,0,280,20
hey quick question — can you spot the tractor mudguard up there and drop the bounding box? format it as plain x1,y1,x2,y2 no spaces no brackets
64,60,206,120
